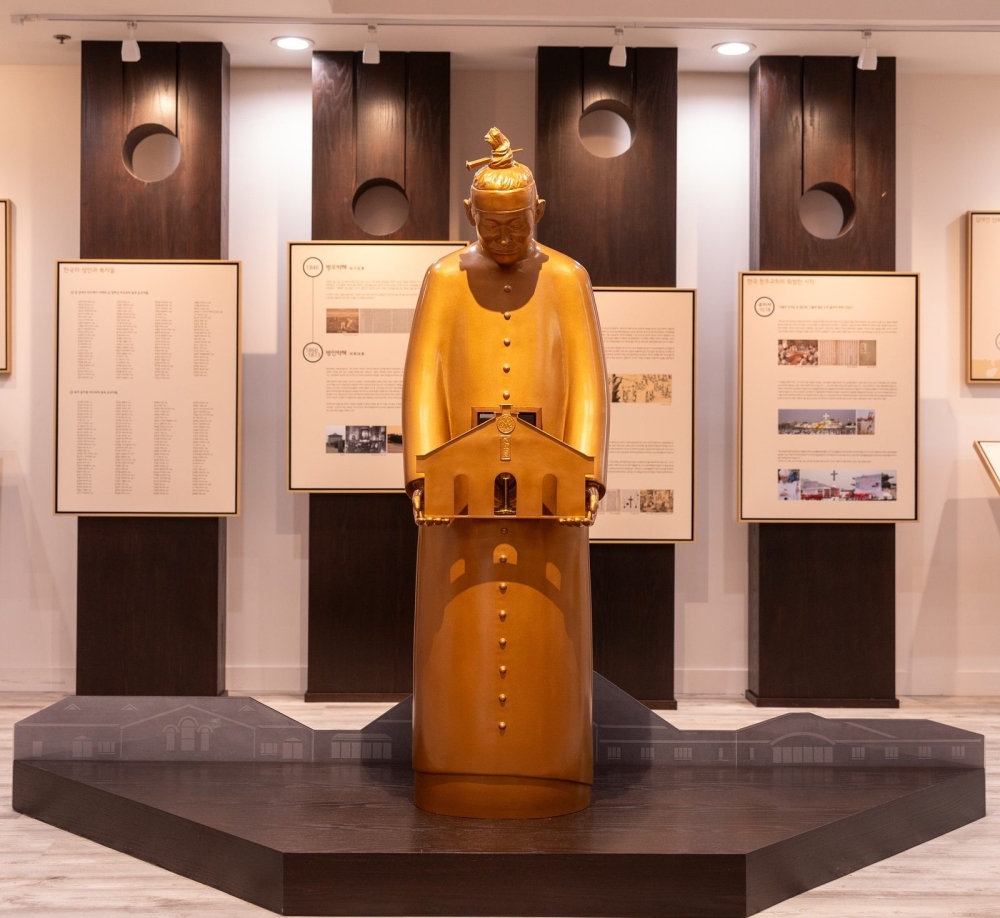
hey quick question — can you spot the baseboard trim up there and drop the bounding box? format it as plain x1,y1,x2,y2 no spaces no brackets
6,666,1000,698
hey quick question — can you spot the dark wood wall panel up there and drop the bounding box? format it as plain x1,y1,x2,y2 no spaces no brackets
582,47,633,111
355,55,406,189
76,518,226,695
537,46,678,708
312,51,449,242
76,41,230,696
853,59,896,269
312,53,356,239
404,54,452,241
801,57,856,198
590,545,675,706
748,56,897,707
751,55,895,272
536,47,676,288
307,52,450,700
122,43,177,133
747,524,896,706
81,41,229,260
307,495,416,699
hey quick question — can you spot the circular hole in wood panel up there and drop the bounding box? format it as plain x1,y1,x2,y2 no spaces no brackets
122,124,181,183
798,185,856,239
352,181,410,236
578,103,635,158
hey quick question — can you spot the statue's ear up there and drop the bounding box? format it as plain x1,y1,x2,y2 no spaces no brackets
534,198,546,224
464,198,476,228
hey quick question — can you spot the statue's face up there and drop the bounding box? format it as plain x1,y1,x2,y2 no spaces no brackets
465,190,546,266
474,206,536,265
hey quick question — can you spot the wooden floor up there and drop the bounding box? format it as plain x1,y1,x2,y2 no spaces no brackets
1,693,997,917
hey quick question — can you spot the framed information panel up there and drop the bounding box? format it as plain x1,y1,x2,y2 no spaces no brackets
591,288,696,543
967,212,1000,383
739,272,919,523
55,260,241,515
1,200,9,373
975,441,1000,496
287,241,463,492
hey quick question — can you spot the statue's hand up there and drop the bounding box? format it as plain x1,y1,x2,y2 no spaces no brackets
558,484,601,527
411,487,425,524
584,484,601,526
411,487,447,526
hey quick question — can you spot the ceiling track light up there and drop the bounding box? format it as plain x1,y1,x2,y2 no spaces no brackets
858,29,877,71
609,26,626,68
121,19,139,62
363,23,380,65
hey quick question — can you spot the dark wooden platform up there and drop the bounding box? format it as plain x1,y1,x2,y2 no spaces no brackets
13,758,984,917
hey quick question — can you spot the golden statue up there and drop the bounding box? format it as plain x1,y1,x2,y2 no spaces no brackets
402,128,609,819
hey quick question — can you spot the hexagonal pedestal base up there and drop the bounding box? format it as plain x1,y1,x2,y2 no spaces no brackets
13,757,984,917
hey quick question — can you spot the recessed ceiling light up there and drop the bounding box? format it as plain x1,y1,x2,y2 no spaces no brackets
713,41,755,56
272,36,314,51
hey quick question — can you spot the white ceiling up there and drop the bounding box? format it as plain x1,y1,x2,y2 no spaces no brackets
3,0,1000,73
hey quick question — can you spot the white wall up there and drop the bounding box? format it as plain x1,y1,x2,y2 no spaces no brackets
674,74,751,694
450,70,536,242
225,69,313,692
2,63,1000,696
0,65,80,690
896,75,1000,694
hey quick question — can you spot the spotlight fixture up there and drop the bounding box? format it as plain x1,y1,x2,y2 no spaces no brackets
272,36,314,51
121,20,140,62
857,30,877,71
363,23,380,65
713,41,755,56
609,27,626,67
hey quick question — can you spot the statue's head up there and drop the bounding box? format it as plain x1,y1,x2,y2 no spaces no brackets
464,127,546,265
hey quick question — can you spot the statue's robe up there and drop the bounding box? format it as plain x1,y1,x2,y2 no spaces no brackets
402,243,609,818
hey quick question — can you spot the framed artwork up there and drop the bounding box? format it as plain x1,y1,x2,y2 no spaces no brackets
967,212,1000,383
1,200,9,373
